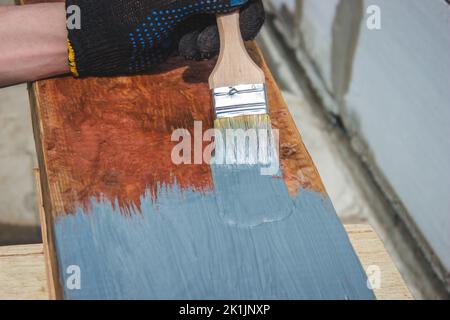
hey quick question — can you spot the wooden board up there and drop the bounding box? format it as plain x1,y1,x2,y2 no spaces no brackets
0,225,413,300
0,244,47,300
23,0,374,300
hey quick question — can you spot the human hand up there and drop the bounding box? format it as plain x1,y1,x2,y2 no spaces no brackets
66,0,265,77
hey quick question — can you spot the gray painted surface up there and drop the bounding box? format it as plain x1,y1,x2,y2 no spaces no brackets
211,165,293,227
52,129,374,299
54,185,374,299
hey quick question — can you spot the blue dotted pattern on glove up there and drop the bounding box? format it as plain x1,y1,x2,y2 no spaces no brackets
127,0,245,72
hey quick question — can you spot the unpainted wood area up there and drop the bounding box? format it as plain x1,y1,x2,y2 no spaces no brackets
0,244,47,300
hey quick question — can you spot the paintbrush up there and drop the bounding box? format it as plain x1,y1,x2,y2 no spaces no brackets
208,11,292,227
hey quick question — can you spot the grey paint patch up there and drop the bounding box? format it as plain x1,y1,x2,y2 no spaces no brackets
210,117,293,227
210,121,293,226
54,185,374,300
211,164,294,227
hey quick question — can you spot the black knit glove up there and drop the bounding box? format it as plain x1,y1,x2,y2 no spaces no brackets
66,0,265,77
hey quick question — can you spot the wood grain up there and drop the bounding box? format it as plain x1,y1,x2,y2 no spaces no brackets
33,168,56,300
0,244,48,300
346,225,413,300
0,225,413,300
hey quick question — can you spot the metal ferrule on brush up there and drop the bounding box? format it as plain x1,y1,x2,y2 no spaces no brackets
211,84,268,119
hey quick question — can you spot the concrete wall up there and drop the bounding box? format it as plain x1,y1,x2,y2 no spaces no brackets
0,0,40,244
346,0,450,277
268,0,450,279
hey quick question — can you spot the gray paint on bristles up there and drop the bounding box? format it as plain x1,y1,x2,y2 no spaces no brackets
211,114,293,227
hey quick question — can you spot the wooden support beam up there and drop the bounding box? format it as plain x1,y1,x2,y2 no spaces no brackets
22,0,376,299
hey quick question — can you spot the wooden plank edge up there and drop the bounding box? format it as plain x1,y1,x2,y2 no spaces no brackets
0,243,43,256
29,83,61,299
345,225,413,300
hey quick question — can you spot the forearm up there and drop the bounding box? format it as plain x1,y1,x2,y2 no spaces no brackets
0,3,68,88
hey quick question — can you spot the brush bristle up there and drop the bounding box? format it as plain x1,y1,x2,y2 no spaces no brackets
213,115,279,168
214,114,270,130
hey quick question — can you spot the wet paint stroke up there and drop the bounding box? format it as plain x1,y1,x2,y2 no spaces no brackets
211,165,293,227
54,183,375,300
210,117,294,227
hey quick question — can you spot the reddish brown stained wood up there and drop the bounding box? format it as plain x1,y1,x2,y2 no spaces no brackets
33,59,216,216
251,44,325,195
32,45,326,217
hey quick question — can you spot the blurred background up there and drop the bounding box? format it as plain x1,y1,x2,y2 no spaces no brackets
0,0,41,244
0,0,449,299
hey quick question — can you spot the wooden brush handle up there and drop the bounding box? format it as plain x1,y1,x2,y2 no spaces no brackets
208,11,265,89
